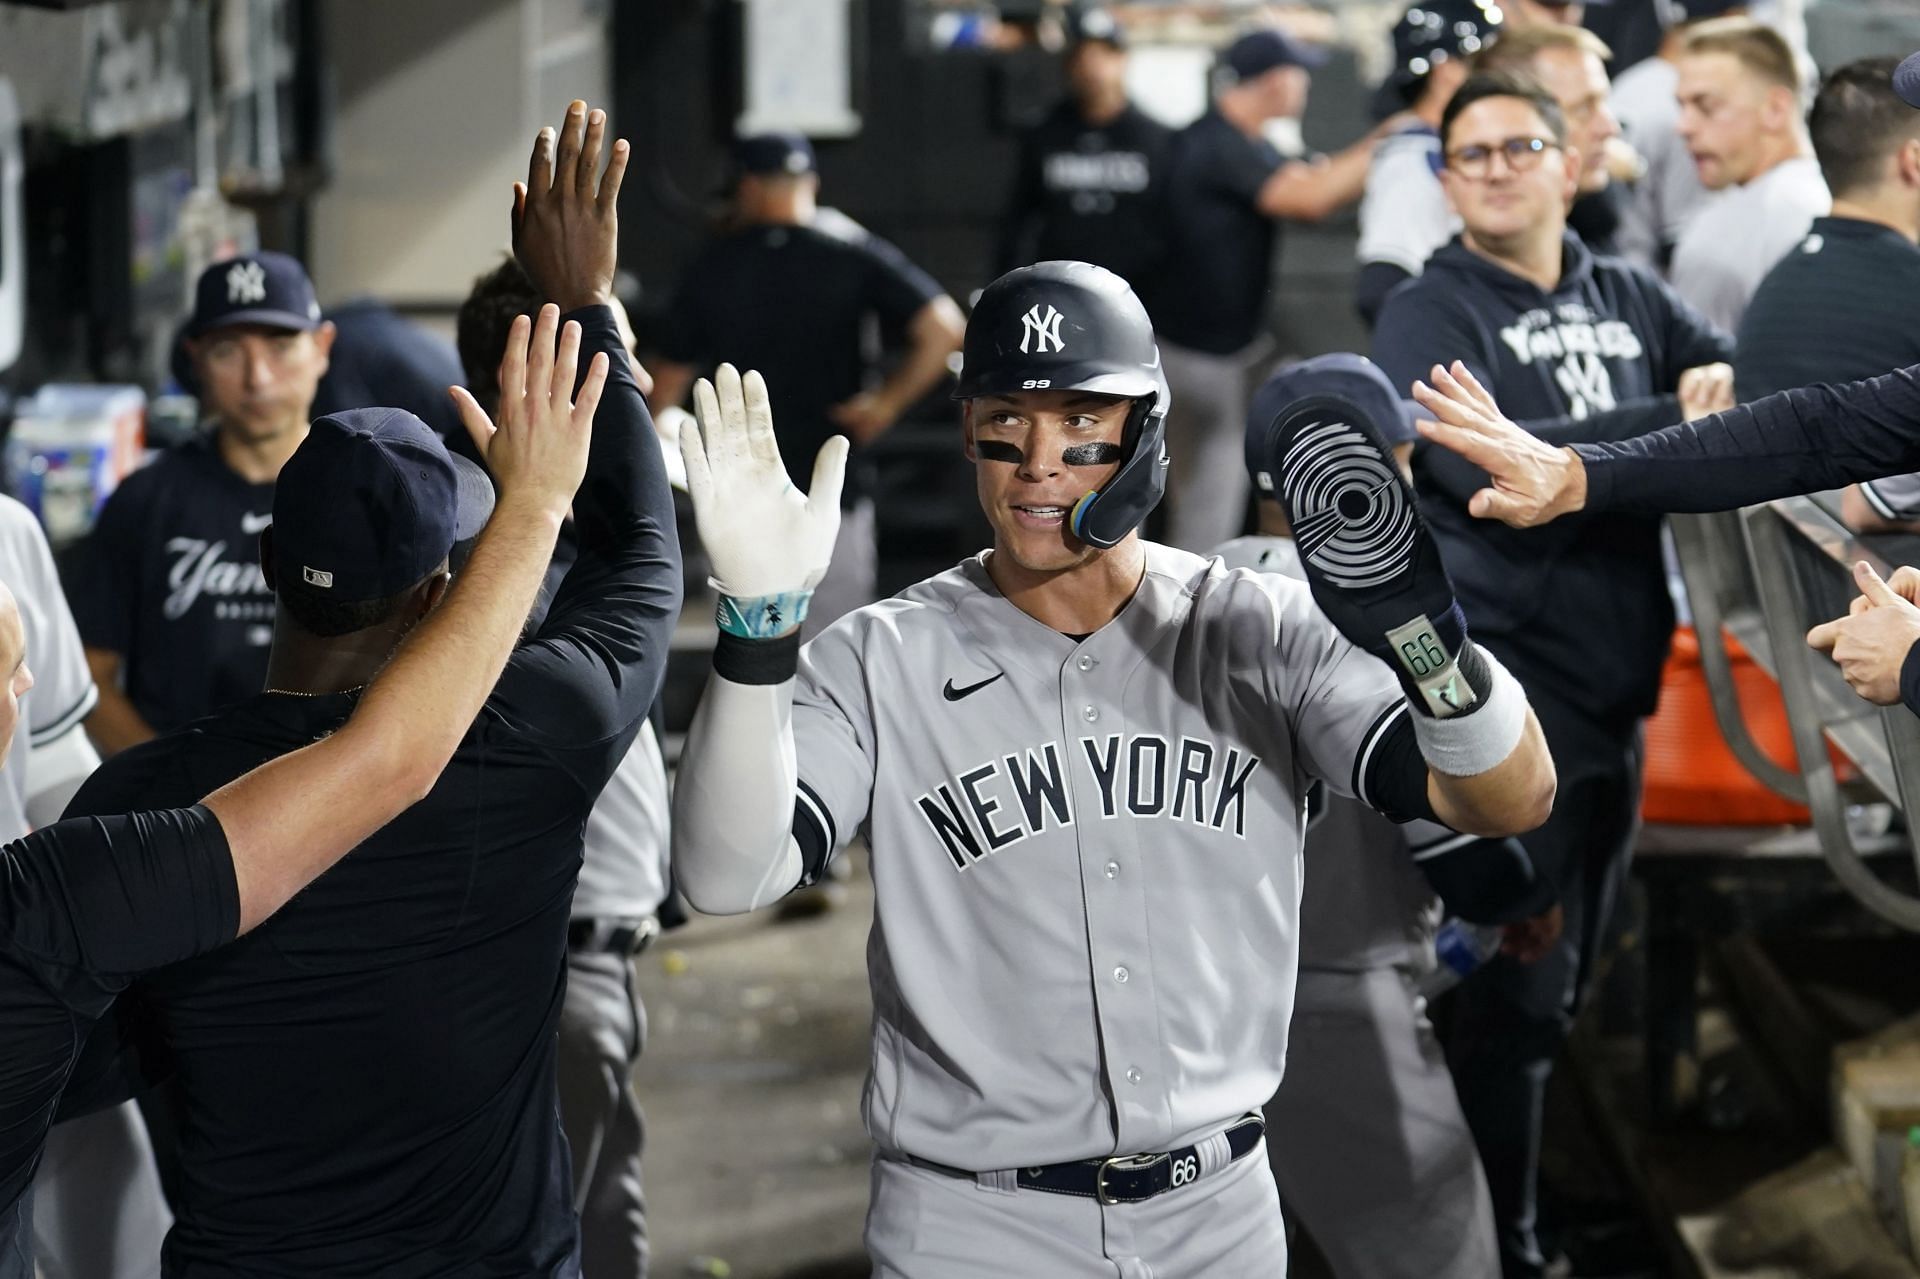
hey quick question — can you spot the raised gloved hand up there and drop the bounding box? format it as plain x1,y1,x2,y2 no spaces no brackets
680,363,847,637
1259,387,1477,718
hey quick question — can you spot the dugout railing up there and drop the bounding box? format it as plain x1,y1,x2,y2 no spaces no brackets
1670,501,1920,931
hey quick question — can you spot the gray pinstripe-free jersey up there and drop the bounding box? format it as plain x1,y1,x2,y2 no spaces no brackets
793,542,1404,1171
1357,128,1455,279
1215,533,1438,973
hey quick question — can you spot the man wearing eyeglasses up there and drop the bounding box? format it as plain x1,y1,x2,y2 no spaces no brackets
1371,71,1732,1279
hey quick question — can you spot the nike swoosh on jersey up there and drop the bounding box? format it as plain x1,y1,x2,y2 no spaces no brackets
240,512,273,534
942,672,1006,701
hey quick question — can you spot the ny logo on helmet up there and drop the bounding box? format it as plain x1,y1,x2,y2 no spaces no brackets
1019,304,1066,355
227,261,268,305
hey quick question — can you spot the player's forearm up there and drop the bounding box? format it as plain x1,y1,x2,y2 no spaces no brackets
1425,706,1554,837
1576,364,1920,515
205,496,567,931
1418,395,1684,506
874,299,967,429
1407,821,1554,924
563,305,672,550
1262,142,1374,222
670,661,807,915
83,681,155,758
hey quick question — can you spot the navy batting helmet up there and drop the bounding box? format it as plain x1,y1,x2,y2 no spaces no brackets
1378,0,1503,115
953,261,1169,549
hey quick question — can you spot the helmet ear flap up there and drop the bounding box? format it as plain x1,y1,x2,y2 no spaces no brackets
1069,395,1169,549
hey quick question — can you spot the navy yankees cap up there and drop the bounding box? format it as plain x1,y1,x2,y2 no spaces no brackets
186,251,323,339
1245,354,1420,496
1069,7,1127,49
272,408,494,604
1673,0,1743,18
1896,52,1920,110
1220,28,1329,83
734,132,815,178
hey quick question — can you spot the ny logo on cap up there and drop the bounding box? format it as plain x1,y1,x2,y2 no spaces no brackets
1020,304,1066,355
227,261,268,305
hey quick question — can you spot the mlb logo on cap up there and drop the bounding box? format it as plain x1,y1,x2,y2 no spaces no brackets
186,251,323,339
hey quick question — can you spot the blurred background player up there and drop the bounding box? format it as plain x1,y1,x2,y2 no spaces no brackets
0,494,170,1279
1729,57,1920,535
1356,0,1505,328
72,252,333,757
1151,28,1397,551
995,7,1171,291
649,133,965,638
1670,16,1830,331
1220,353,1562,1279
1610,0,1751,272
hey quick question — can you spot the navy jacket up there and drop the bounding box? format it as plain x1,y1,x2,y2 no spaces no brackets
1373,233,1732,725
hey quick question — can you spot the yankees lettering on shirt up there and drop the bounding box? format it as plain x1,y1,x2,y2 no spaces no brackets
1495,304,1644,418
70,437,280,732
915,734,1261,869
1042,148,1152,217
165,529,274,624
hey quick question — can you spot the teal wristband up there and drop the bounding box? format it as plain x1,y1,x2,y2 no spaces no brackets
716,590,813,639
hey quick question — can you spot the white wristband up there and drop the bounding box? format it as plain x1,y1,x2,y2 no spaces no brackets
1408,644,1528,777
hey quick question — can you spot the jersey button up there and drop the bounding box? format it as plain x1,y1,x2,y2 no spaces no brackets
1114,966,1130,983
1104,860,1120,879
1077,654,1098,672
1126,1067,1143,1084
1083,705,1099,722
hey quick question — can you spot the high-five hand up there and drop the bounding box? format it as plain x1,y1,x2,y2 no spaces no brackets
1678,363,1735,423
514,99,627,312
680,364,846,634
1413,362,1588,528
1806,560,1920,707
450,304,608,518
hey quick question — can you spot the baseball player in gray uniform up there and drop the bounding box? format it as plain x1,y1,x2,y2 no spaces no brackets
1217,355,1564,1279
1356,0,1506,328
670,261,1557,1277
0,493,173,1279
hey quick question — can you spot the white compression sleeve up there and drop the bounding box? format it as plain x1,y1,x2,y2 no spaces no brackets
669,671,807,915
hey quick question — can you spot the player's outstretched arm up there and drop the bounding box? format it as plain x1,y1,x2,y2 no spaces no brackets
1261,381,1555,837
671,364,847,914
1411,363,1591,528
206,306,604,931
1421,360,1920,524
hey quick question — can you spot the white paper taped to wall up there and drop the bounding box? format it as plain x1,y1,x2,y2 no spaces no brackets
737,0,861,139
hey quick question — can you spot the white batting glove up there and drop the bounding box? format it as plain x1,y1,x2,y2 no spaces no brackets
681,363,847,603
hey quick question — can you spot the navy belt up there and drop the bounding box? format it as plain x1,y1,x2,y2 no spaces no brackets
567,916,658,956
912,1113,1264,1205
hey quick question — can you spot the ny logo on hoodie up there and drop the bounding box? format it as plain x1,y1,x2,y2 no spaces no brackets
1498,305,1644,420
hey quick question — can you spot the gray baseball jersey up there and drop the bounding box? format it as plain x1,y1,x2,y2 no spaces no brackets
1861,473,1920,524
1357,128,1456,279
793,542,1404,1170
1213,534,1437,972
1216,534,1498,1279
0,494,97,837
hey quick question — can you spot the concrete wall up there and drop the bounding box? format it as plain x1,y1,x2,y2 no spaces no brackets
308,0,608,312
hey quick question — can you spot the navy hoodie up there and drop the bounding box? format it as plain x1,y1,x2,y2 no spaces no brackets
1373,232,1733,727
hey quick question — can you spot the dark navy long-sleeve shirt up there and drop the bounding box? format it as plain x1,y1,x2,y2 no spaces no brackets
1576,363,1920,716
